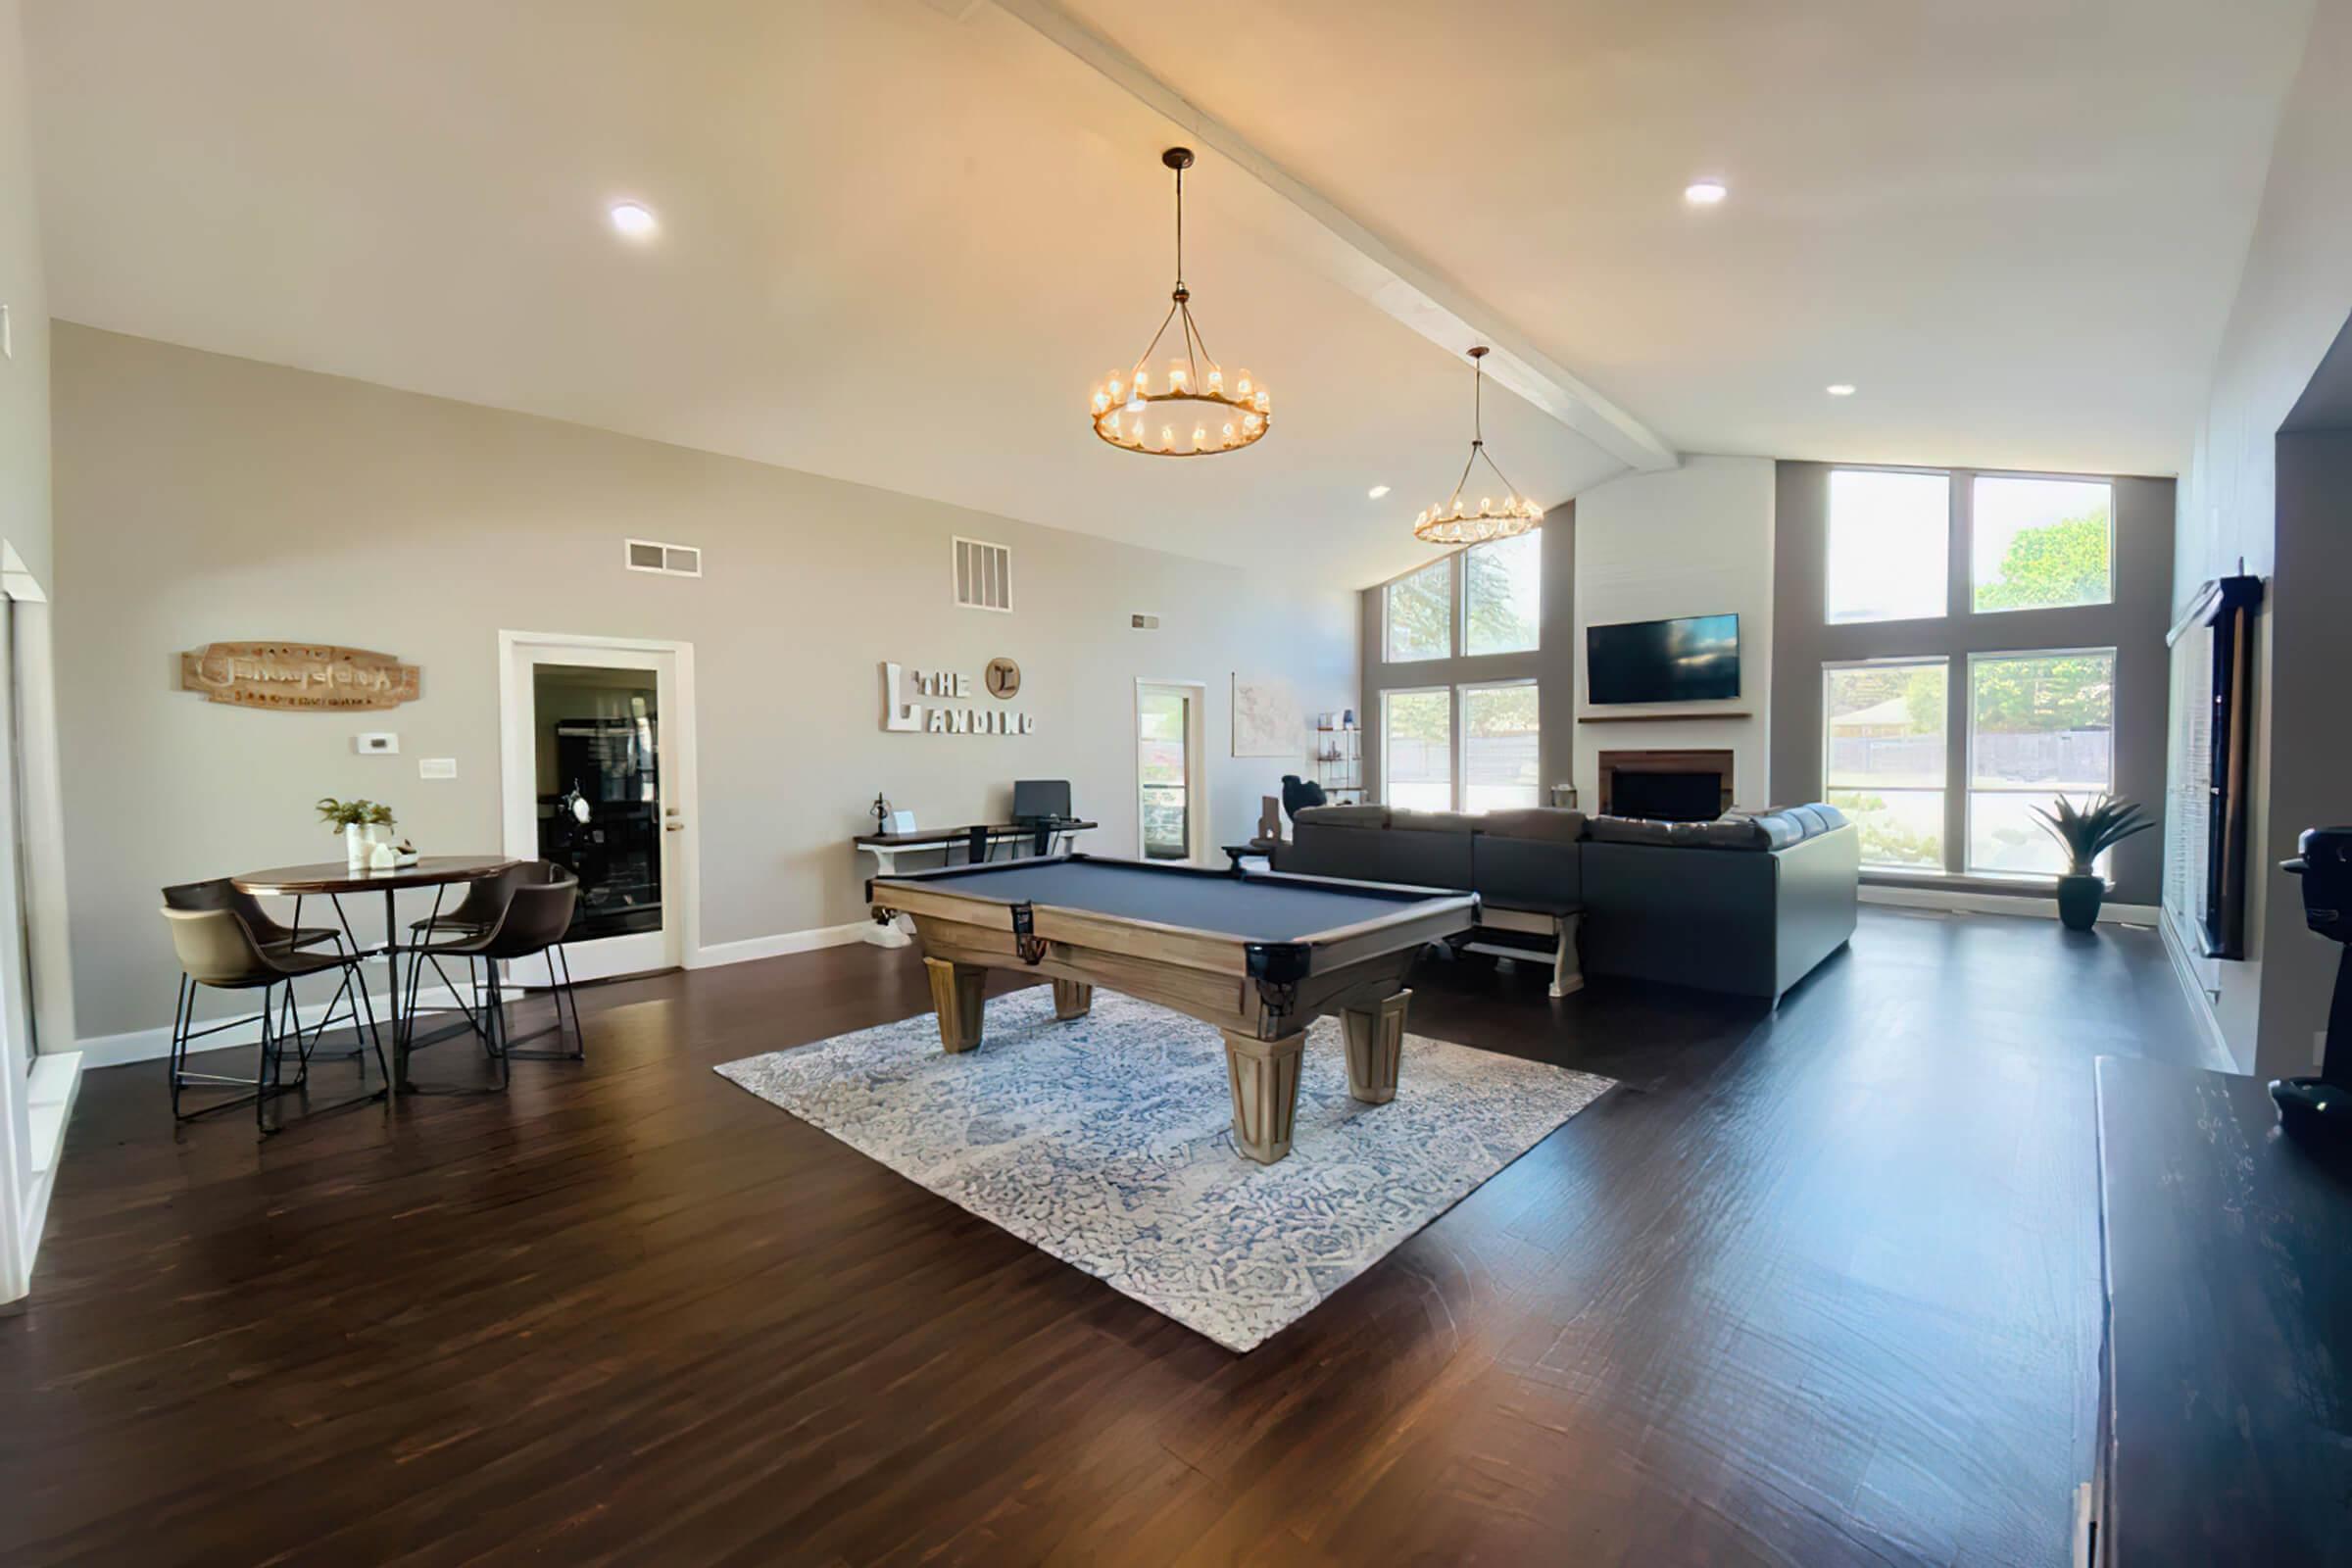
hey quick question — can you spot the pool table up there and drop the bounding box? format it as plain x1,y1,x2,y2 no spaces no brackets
866,855,1479,1162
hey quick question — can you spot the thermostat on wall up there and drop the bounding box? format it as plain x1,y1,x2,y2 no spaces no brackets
354,732,399,755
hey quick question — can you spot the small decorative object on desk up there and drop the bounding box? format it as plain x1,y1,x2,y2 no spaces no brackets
2031,793,2154,931
318,797,397,868
368,839,399,870
393,838,420,868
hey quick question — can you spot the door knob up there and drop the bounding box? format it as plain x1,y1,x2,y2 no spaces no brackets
664,820,685,832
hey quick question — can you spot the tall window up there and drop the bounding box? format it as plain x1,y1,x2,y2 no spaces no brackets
1971,476,2113,612
1461,682,1540,811
1381,689,1452,809
1826,469,1949,623
1823,660,1946,869
1463,532,1541,656
1385,558,1453,662
1967,650,2115,876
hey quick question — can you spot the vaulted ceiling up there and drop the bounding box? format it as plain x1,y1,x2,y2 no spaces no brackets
24,0,2315,583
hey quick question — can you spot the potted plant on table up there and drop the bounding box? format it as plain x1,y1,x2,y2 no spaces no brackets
2031,794,2154,931
317,797,397,868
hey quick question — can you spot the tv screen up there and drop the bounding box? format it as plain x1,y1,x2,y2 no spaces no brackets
1586,613,1740,705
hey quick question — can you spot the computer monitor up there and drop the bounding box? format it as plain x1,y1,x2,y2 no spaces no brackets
1012,778,1072,823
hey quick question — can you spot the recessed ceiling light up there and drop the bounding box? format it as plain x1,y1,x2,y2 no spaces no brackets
1367,484,1391,499
608,201,658,238
1684,179,1728,206
1826,383,1857,397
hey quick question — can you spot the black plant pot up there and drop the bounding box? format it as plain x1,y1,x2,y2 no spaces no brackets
2056,873,2103,932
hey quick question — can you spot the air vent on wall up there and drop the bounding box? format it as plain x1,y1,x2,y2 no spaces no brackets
626,538,702,577
955,536,1011,612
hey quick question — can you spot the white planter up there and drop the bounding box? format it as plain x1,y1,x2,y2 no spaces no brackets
345,822,390,867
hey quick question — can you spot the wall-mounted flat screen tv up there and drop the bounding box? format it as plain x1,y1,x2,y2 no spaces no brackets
1586,613,1740,705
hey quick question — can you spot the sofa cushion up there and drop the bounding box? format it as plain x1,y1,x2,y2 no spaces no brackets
1475,808,1587,846
1584,814,1680,846
1388,808,1483,835
1294,803,1388,829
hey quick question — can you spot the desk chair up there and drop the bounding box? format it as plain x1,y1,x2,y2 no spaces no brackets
164,877,360,1068
407,867,583,1086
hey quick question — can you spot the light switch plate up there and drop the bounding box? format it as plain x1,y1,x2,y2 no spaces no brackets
354,732,399,755
418,758,458,780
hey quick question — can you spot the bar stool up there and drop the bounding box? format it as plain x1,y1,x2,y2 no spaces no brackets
407,867,583,1086
164,877,361,1066
160,906,385,1135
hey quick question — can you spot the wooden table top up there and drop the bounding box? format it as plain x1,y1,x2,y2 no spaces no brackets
232,856,517,896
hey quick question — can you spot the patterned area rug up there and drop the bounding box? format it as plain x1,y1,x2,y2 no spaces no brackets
715,987,1613,1351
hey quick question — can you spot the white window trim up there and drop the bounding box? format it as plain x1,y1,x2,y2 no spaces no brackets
1963,646,2119,879
1379,685,1453,810
1821,655,1950,873
1966,472,2116,615
1823,465,1953,628
1456,677,1540,813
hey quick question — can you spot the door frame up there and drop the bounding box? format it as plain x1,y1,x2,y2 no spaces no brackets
1134,677,1208,865
498,630,701,975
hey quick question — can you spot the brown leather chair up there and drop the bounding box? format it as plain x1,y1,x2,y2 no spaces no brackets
407,866,583,1085
161,906,384,1134
165,877,357,1063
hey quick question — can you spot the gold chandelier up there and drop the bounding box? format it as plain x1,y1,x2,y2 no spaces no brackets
1413,346,1544,544
1089,148,1270,458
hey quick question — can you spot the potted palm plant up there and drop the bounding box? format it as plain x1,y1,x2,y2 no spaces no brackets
2031,794,2154,931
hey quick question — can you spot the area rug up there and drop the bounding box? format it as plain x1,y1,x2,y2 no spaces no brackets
714,988,1613,1351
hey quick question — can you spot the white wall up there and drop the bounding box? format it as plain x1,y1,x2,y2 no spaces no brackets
2166,0,2352,1075
1571,456,1776,808
53,325,1358,1046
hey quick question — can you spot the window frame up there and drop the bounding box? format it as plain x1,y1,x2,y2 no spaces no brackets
1963,645,2119,881
1821,655,1951,873
1966,471,2116,616
1378,685,1455,813
1461,531,1543,658
1823,465,1953,628
1381,556,1458,664
1456,677,1542,814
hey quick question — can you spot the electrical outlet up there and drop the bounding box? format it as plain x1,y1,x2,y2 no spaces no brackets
418,758,457,780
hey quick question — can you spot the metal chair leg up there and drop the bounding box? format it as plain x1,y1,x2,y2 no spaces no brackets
257,982,279,1139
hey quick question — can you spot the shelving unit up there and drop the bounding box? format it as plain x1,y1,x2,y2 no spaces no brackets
1315,715,1363,804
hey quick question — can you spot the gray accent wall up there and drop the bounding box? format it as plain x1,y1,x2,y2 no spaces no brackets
1358,508,1574,805
1770,463,2176,907
51,325,1359,1044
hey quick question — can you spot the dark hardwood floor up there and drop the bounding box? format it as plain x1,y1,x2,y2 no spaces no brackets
1,908,2209,1566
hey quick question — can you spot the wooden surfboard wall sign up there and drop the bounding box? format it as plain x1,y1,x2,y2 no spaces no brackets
178,642,422,712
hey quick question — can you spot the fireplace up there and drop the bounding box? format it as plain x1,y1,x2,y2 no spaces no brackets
1596,750,1734,821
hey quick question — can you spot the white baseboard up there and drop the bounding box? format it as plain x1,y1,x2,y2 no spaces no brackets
18,1051,81,1292
690,921,871,969
1860,884,2161,926
76,980,473,1071
2157,907,2236,1072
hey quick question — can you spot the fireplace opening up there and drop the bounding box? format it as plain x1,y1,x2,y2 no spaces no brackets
1607,770,1724,822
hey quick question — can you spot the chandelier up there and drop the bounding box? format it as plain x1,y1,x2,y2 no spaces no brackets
1089,148,1270,458
1412,346,1544,544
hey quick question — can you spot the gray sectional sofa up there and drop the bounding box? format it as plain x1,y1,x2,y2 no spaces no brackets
1271,802,1858,1004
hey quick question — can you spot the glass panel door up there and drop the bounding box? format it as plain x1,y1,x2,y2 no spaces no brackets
1138,687,1191,860
534,663,662,941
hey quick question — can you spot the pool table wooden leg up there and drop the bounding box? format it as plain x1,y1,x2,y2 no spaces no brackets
925,958,987,1054
1052,979,1093,1020
1222,1028,1306,1163
1342,989,1409,1104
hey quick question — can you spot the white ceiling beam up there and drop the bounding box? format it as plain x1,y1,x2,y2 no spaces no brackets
988,0,1680,475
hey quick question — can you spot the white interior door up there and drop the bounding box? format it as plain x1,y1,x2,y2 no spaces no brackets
500,633,697,981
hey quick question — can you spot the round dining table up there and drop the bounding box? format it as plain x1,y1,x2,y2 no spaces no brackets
232,856,518,1094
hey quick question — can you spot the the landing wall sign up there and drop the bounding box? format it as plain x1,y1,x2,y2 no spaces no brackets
179,642,421,711
881,662,1035,735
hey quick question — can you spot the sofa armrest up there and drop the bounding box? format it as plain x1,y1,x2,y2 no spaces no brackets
1770,823,1859,997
